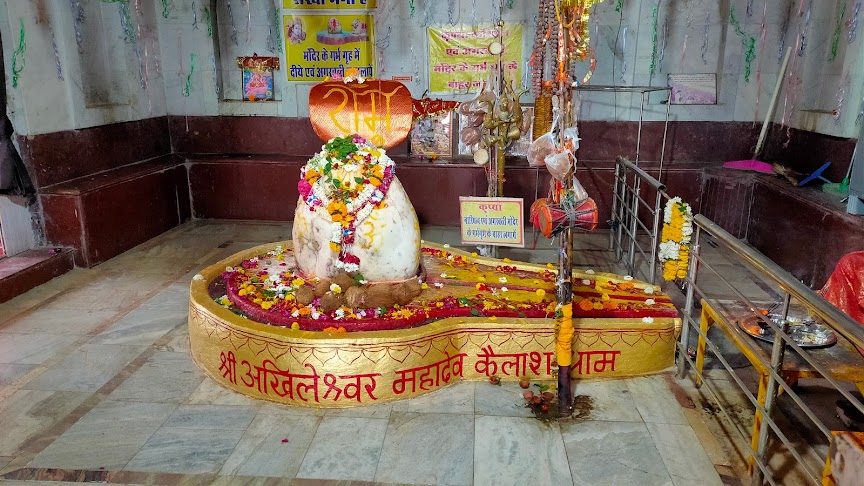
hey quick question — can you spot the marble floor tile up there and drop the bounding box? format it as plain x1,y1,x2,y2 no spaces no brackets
258,402,327,417
0,482,117,486
296,416,388,481
24,344,148,392
0,389,90,456
124,426,245,474
626,375,688,424
163,404,258,430
572,379,644,422
0,363,37,386
0,270,97,319
38,274,168,312
646,423,724,486
29,400,177,470
88,308,186,346
139,283,191,311
220,412,321,477
560,420,673,486
474,381,534,417
186,377,266,407
399,382,474,414
210,478,294,486
0,309,118,336
155,332,191,352
231,223,292,243
474,415,572,485
375,412,473,485
0,333,80,365
324,401,393,419
109,351,205,403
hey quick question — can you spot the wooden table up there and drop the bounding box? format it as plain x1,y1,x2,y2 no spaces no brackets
694,299,864,473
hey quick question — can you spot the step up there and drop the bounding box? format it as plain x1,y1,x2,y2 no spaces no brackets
0,248,75,303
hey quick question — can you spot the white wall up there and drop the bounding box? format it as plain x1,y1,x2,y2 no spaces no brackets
0,0,860,138
0,0,167,136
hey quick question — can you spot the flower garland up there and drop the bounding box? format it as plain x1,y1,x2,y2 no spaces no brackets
658,197,693,281
297,134,395,273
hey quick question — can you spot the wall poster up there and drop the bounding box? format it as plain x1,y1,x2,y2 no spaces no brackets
284,13,375,81
284,0,377,9
428,25,523,94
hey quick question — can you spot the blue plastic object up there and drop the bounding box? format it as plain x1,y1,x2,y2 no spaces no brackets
798,161,833,187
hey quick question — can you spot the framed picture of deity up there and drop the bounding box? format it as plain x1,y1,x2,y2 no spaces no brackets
237,54,280,101
410,112,453,159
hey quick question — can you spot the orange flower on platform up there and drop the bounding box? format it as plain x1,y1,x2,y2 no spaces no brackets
578,299,594,311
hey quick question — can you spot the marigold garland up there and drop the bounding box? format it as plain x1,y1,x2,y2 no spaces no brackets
298,135,395,273
658,197,693,281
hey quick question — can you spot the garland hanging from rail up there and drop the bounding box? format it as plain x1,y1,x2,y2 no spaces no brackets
659,197,693,281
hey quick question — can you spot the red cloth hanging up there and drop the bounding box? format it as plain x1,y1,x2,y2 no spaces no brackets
820,252,864,325
820,252,864,355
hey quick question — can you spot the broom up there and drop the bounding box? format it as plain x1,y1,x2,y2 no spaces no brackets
722,47,792,175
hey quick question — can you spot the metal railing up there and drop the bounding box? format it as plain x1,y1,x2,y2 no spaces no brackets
677,214,864,486
609,156,669,283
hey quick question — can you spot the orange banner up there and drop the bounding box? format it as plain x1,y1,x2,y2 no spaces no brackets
308,80,413,149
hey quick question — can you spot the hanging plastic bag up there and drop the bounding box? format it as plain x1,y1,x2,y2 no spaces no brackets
527,132,557,167
469,112,485,127
545,150,573,180
521,108,533,134
562,126,580,151
572,176,588,204
460,126,481,145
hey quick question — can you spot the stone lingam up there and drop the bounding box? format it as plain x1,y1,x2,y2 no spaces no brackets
293,134,421,283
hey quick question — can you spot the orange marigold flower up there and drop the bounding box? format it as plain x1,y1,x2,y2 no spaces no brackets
578,299,594,311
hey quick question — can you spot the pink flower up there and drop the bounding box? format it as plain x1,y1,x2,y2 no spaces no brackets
298,179,312,198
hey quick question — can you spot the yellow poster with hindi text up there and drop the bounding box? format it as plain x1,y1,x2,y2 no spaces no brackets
459,197,525,247
284,0,377,9
284,13,375,81
428,25,522,94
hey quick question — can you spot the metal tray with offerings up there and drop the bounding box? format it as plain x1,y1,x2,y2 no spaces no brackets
738,312,838,348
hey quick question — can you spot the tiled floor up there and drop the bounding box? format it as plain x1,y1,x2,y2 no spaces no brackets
0,221,738,485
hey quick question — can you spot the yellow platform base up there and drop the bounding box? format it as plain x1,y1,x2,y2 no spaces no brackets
189,242,681,407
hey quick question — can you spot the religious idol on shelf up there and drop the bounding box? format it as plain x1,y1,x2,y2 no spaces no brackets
237,53,280,101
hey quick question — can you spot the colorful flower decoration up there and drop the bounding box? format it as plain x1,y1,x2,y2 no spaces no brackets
659,197,694,281
298,135,395,273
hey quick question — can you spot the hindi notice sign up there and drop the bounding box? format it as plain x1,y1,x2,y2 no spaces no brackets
428,25,522,94
284,13,375,81
667,73,717,105
459,197,524,247
284,0,377,9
